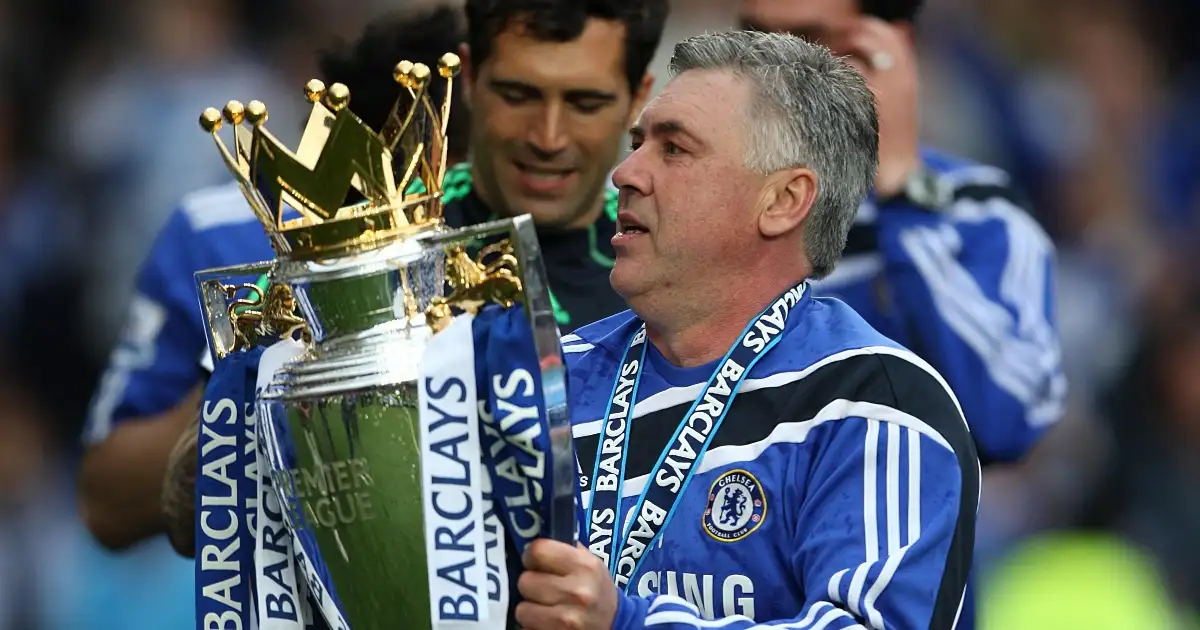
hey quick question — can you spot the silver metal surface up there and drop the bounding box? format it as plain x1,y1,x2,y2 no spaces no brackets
195,217,573,629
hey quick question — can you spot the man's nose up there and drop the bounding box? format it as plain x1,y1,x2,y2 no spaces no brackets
611,146,649,195
528,103,570,157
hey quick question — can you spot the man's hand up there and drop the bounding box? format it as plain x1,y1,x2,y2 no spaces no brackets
517,539,619,630
842,16,921,197
162,410,200,557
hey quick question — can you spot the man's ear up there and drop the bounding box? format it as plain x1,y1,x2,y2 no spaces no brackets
757,167,818,238
895,20,916,48
626,73,655,128
458,42,475,101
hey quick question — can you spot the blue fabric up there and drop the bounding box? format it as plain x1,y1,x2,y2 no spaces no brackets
568,297,978,629
194,348,264,630
473,305,565,556
814,148,1065,465
84,184,275,443
196,347,334,630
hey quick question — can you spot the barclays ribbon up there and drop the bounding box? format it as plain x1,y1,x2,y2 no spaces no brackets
197,342,336,630
257,398,345,630
585,326,647,575
201,307,549,630
587,283,808,590
195,348,264,630
253,340,312,630
416,313,496,629
477,456,511,625
472,305,558,556
253,361,347,630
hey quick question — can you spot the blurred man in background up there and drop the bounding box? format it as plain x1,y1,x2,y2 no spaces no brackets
81,0,670,555
738,0,1065,627
739,0,1063,465
457,0,666,329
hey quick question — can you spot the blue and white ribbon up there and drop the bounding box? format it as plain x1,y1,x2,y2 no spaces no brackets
196,342,333,630
417,313,503,628
471,305,560,558
253,340,312,630
254,343,346,630
195,347,263,630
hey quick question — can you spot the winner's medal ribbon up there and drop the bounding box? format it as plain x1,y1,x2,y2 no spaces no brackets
585,283,808,590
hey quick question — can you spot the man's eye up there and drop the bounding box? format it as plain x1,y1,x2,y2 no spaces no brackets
663,142,683,155
572,99,607,114
629,140,643,151
497,90,530,105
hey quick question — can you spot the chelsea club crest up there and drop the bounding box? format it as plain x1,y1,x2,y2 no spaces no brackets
702,469,766,542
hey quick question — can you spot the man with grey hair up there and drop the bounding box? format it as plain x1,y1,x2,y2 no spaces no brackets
516,30,978,630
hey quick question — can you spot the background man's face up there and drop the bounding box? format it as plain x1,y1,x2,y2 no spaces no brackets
468,18,640,229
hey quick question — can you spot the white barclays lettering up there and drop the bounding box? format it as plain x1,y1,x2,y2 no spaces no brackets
596,362,637,493
653,359,746,494
242,403,258,536
587,328,646,566
258,466,299,623
423,374,483,622
592,504,667,556
200,397,243,630
637,571,757,620
487,368,547,540
741,285,803,353
587,506,616,567
613,500,668,588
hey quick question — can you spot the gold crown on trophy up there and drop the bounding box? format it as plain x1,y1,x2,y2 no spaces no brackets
198,53,461,260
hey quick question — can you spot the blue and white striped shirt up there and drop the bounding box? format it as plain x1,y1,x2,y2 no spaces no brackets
812,148,1064,465
565,289,979,629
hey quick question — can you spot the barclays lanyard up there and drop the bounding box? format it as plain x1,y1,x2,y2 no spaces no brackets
586,282,806,590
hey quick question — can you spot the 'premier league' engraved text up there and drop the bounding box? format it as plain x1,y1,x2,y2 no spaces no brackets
283,458,377,529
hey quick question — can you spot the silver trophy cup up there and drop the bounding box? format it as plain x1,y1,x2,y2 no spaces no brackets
192,54,574,629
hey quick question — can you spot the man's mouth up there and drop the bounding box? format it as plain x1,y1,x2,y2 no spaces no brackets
616,211,648,235
513,161,576,195
516,162,572,178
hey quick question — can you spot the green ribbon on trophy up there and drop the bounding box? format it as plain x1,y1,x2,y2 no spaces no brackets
189,52,576,630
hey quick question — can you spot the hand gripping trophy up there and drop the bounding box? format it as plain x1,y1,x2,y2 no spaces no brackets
186,53,576,630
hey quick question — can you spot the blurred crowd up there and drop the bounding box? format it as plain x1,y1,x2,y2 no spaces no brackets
0,0,1197,627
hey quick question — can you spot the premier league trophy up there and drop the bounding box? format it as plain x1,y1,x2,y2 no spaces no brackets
187,53,575,630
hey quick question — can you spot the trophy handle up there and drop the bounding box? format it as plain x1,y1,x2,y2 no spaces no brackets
194,260,279,366
508,216,576,545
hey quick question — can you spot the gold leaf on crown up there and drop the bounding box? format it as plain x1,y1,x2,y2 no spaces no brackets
198,53,462,260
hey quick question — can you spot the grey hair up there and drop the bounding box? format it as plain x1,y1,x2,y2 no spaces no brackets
669,30,879,279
